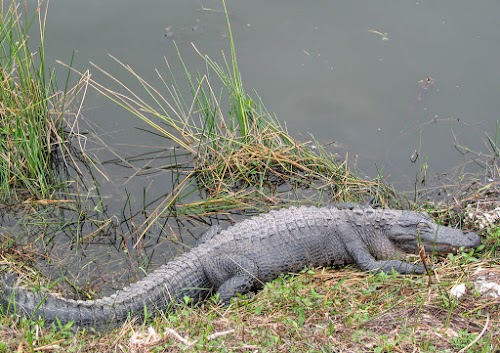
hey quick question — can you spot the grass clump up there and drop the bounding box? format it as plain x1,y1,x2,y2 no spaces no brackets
86,0,394,218
0,0,79,202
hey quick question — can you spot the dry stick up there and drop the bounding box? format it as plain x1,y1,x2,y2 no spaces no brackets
134,171,195,248
33,343,64,352
458,314,490,353
165,327,235,347
207,330,236,341
418,244,434,286
164,328,192,345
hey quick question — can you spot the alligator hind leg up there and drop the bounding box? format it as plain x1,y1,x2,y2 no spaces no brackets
203,254,260,305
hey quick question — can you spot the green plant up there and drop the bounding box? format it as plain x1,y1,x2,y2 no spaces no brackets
451,329,484,351
487,226,500,243
0,0,79,201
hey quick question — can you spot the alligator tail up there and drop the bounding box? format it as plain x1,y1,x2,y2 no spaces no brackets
0,251,211,329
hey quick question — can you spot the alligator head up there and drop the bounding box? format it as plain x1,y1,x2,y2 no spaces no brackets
388,211,481,255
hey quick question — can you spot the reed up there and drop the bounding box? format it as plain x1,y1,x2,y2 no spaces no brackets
0,0,78,202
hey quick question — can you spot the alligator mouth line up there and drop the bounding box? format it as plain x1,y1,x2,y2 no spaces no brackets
424,242,477,254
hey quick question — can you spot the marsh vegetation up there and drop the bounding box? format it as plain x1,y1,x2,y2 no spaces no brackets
0,1,499,352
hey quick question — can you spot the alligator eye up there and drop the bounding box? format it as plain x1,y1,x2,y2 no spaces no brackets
417,221,430,229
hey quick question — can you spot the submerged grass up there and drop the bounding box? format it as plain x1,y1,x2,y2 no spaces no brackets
0,0,80,202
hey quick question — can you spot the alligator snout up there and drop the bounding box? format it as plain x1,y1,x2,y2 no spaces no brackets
464,231,481,249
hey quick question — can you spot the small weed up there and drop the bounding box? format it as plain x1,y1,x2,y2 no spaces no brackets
487,226,500,243
447,246,482,265
451,329,490,352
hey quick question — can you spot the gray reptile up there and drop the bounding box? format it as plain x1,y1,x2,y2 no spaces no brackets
0,205,481,329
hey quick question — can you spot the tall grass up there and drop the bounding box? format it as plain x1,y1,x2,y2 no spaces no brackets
0,0,78,202
86,0,393,218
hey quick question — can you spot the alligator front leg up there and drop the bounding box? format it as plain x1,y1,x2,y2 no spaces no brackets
345,238,425,274
360,256,425,274
202,254,260,304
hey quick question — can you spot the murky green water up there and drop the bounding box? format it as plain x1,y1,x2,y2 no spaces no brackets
14,0,500,292
42,1,500,190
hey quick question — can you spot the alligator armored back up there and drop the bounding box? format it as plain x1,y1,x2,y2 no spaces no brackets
0,205,481,330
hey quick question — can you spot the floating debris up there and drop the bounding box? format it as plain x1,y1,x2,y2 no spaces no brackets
368,29,389,41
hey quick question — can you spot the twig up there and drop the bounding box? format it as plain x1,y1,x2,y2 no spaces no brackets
164,327,235,347
164,328,192,346
458,314,490,353
206,329,235,341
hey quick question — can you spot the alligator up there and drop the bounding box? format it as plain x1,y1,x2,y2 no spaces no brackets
0,205,481,330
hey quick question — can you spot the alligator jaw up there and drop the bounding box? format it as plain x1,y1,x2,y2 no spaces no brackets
420,231,481,254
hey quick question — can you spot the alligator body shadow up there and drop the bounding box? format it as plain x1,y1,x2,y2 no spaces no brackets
0,205,481,330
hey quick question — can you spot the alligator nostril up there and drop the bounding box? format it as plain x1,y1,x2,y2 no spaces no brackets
465,232,481,246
